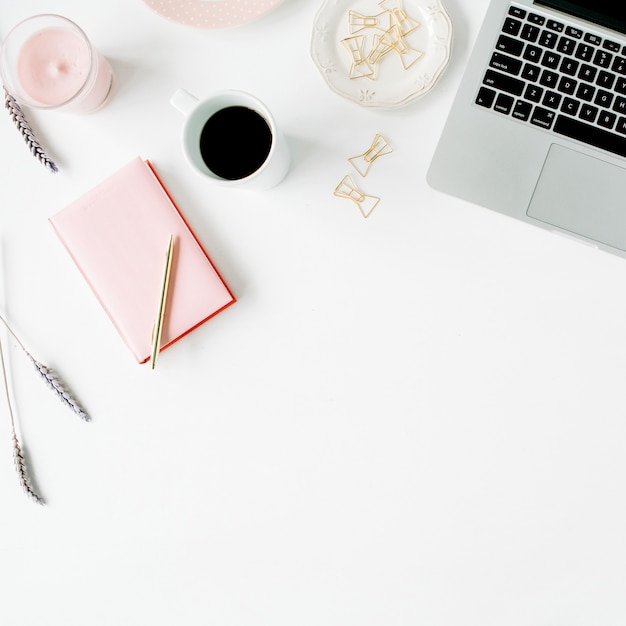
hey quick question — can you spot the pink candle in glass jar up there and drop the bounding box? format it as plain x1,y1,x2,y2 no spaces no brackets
0,15,114,114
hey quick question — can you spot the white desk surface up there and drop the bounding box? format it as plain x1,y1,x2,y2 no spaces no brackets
2,1,626,624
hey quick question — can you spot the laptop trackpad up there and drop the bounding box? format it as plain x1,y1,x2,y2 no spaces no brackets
527,144,626,251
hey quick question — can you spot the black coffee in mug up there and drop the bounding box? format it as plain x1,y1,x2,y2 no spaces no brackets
199,105,273,181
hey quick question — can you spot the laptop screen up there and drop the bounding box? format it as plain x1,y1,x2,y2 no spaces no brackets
534,1,626,35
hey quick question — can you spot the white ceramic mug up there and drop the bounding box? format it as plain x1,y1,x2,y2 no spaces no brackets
170,88,290,190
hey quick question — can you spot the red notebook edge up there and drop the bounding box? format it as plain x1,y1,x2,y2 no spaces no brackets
143,160,237,363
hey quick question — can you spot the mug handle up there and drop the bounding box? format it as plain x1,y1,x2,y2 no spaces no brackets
170,88,198,115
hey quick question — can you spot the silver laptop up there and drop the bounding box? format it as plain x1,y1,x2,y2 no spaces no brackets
427,0,626,257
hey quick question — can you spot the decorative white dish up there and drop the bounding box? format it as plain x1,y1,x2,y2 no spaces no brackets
141,0,283,29
311,0,452,108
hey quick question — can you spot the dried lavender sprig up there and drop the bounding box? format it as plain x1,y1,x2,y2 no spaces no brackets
0,313,90,422
28,355,89,422
0,334,44,505
4,87,58,174
11,430,44,505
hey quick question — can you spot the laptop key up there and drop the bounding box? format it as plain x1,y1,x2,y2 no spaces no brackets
557,36,576,55
612,56,626,74
531,106,556,129
547,20,564,32
575,43,595,61
578,64,597,82
524,84,544,103
539,31,558,49
584,33,602,46
509,6,526,18
521,63,541,81
557,76,577,95
565,26,583,39
560,58,579,76
561,97,580,116
528,13,545,26
542,91,561,109
616,77,626,94
496,35,524,56
490,52,523,75
541,50,561,69
617,117,626,134
595,90,613,108
604,40,621,53
539,70,559,88
597,70,616,89
494,93,515,114
576,83,595,101
613,96,626,113
554,115,626,158
598,111,617,129
502,17,522,37
524,45,542,63
594,49,613,68
512,100,532,121
580,104,599,122
475,87,496,108
521,24,540,42
483,69,525,96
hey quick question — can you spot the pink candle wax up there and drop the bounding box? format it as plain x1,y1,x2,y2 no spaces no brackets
16,26,112,112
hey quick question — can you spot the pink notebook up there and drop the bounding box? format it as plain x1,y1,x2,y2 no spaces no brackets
50,157,236,363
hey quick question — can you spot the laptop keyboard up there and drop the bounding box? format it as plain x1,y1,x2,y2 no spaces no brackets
476,4,626,158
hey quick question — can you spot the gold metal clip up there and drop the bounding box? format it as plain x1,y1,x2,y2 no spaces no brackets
333,175,380,218
370,26,423,69
390,7,420,36
341,36,375,79
348,134,393,177
348,10,393,34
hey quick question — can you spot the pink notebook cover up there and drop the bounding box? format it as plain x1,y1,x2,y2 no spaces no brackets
50,157,236,363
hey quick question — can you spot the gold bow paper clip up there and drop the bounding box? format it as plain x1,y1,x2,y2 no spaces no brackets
389,7,420,36
369,26,423,69
348,10,393,34
348,134,393,178
392,30,424,69
341,36,375,79
367,29,395,65
334,175,380,218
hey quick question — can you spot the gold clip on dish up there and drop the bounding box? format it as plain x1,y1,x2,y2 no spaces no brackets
370,25,423,70
388,26,424,69
389,7,420,36
334,175,380,218
340,1,424,83
378,0,421,36
348,10,393,34
341,36,375,80
367,30,395,66
348,134,393,177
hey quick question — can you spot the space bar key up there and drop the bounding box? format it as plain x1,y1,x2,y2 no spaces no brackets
554,115,626,159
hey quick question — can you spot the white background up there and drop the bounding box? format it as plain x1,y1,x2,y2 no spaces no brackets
1,1,626,624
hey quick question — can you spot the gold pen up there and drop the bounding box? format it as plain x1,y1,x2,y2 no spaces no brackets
151,234,174,369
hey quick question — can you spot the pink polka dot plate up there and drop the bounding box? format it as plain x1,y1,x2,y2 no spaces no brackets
141,0,283,29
